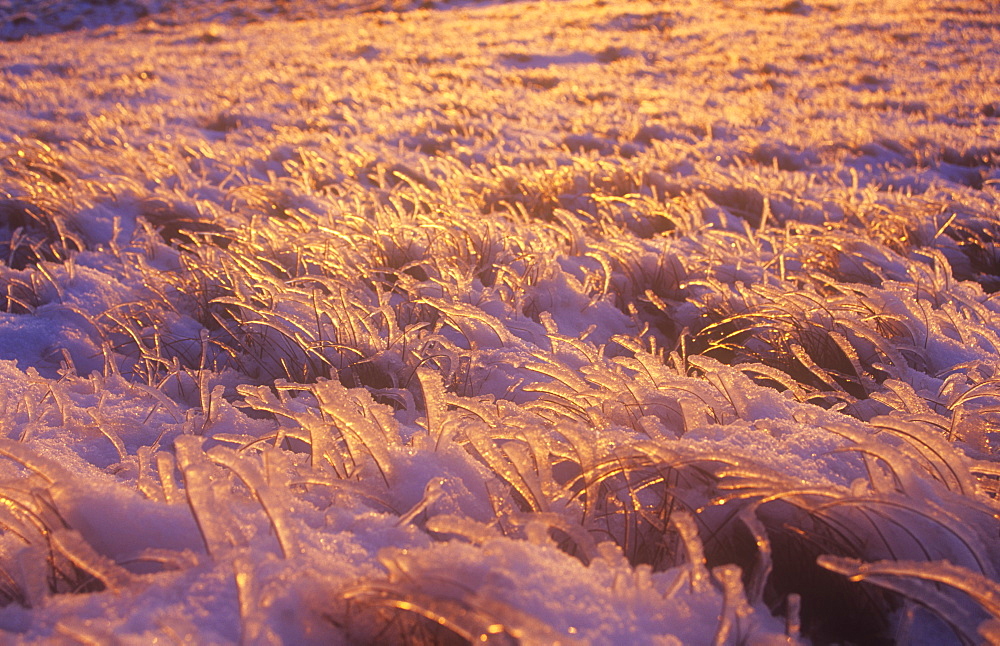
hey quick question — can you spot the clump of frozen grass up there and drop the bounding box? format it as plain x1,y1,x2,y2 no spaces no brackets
0,440,120,605
688,281,909,404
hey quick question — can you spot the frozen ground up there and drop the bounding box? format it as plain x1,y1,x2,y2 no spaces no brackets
1,0,999,643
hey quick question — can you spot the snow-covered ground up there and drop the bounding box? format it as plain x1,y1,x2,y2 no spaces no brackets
1,0,999,643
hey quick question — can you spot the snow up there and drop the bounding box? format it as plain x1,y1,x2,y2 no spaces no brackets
1,0,999,643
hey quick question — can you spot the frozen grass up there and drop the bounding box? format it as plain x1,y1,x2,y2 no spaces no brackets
1,0,1000,643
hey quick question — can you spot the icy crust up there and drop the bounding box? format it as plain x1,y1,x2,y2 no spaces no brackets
1,0,1000,643
0,359,843,644
0,327,994,643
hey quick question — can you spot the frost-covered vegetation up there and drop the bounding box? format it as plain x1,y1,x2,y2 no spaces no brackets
1,0,999,643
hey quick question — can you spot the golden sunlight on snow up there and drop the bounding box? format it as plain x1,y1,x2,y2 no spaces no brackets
0,0,998,643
